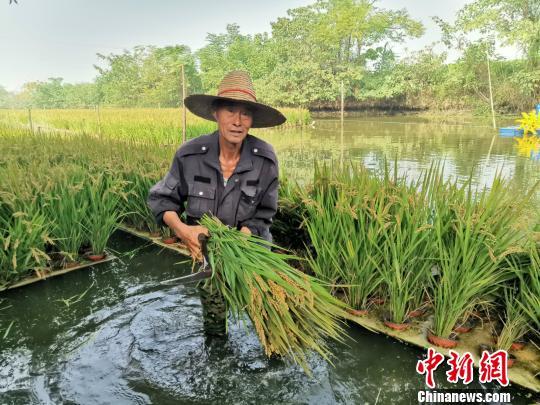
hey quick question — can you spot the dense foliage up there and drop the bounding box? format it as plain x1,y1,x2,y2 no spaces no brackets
2,0,538,113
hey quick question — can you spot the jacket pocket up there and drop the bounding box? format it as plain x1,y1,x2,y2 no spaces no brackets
236,184,260,222
149,172,178,198
164,172,179,193
185,182,216,218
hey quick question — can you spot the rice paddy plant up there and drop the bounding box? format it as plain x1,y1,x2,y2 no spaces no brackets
514,247,540,334
272,174,309,252
0,211,51,285
160,226,173,239
494,286,529,352
429,175,535,339
82,173,127,255
340,194,385,311
200,215,353,374
119,171,162,233
0,107,311,144
376,177,434,324
42,171,89,263
0,125,176,283
304,162,385,310
303,179,349,284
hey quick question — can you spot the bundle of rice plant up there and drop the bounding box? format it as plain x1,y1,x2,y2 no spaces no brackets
199,215,354,374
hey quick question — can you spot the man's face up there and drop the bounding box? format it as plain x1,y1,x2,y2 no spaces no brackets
213,102,253,145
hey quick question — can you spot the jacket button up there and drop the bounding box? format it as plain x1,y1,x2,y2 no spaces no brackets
198,191,204,196
235,178,239,183
253,148,258,153
201,146,207,151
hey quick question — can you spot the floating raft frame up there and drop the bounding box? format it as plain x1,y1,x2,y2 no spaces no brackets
351,312,539,393
0,224,189,293
117,224,190,256
0,253,116,292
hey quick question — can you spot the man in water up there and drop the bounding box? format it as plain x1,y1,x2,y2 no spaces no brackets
147,70,286,336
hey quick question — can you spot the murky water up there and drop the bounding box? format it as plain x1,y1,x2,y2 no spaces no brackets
1,115,539,404
257,114,540,194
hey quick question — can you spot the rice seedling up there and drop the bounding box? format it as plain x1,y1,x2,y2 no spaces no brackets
200,215,353,374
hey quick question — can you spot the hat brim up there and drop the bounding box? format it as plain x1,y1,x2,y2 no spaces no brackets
184,94,286,128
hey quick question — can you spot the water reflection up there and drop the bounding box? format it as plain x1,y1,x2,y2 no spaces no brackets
254,115,540,194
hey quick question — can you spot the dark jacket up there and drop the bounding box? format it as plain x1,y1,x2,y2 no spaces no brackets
146,130,278,242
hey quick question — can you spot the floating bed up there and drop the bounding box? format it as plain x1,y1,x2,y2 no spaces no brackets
0,222,189,293
127,230,540,394
499,126,540,137
117,224,190,256
0,253,116,292
350,311,540,393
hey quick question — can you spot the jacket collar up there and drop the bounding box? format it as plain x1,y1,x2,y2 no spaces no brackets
204,130,253,174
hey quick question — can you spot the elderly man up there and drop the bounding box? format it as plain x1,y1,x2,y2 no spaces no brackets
147,70,286,336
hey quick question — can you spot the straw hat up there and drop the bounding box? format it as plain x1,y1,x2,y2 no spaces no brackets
184,70,286,128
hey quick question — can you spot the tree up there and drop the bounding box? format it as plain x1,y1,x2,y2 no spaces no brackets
197,24,273,94
266,0,424,106
94,45,200,107
438,0,540,68
139,45,201,107
64,83,99,107
32,78,66,108
0,85,11,108
94,47,146,106
434,0,540,109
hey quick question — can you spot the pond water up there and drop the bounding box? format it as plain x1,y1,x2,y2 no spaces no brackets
1,115,539,404
257,114,540,194
0,232,536,404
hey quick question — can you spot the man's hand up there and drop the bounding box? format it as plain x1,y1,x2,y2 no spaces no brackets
176,224,209,262
240,226,251,236
162,211,210,262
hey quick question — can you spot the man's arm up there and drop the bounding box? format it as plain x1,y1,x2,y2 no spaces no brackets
147,153,186,227
147,153,208,259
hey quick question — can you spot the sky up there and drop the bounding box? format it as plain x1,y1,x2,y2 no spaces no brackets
0,0,520,92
